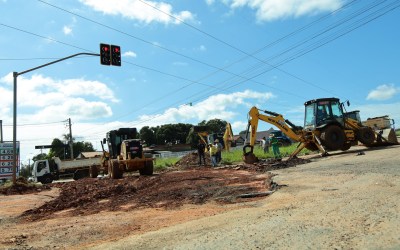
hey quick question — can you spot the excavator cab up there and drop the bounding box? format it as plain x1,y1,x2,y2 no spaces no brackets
304,98,345,131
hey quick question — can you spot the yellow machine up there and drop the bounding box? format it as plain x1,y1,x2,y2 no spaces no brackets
243,98,398,164
192,122,235,152
101,128,154,179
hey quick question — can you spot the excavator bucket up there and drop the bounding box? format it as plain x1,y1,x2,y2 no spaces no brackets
380,128,398,144
243,145,258,164
365,128,399,146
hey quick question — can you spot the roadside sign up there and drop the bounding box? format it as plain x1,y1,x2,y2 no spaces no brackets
0,142,19,180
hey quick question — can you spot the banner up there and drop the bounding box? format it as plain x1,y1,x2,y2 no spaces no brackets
0,141,20,180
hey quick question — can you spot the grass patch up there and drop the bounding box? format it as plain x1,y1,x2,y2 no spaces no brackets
154,157,180,171
221,143,313,164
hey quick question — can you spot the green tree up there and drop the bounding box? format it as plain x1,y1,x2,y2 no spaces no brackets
140,126,156,145
73,141,95,158
48,138,68,159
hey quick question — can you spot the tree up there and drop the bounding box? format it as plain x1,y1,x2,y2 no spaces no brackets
140,126,156,145
73,141,95,158
48,138,68,159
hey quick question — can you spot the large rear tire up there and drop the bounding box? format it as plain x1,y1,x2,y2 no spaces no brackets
357,127,375,145
321,125,345,151
139,161,154,175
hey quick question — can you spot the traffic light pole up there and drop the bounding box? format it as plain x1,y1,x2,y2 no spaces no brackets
12,52,99,184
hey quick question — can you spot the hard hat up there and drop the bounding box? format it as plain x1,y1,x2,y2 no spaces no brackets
215,139,219,142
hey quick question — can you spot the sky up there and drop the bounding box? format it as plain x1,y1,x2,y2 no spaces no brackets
1,0,399,164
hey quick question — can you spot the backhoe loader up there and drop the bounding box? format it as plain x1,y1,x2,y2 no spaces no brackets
192,122,235,151
243,97,397,164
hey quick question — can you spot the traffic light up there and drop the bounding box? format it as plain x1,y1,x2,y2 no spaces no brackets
111,45,121,66
100,43,111,65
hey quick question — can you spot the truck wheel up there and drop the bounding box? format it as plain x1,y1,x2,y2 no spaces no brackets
321,125,345,151
139,161,154,175
357,127,375,145
110,160,123,179
40,175,53,184
89,165,98,178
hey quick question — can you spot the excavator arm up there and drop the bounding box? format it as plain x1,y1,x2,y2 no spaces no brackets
223,123,234,152
243,106,326,163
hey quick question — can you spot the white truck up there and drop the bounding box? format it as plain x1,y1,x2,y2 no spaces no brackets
32,156,101,184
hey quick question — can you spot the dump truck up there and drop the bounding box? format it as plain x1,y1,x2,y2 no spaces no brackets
32,156,101,184
100,128,154,179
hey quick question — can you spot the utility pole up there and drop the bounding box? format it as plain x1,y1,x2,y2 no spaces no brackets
0,120,3,142
68,118,73,159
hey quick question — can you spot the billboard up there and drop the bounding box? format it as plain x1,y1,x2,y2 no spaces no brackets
0,141,19,180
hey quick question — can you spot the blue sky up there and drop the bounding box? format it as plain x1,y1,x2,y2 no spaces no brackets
1,0,399,163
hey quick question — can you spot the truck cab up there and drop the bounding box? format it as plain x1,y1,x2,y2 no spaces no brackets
32,159,58,184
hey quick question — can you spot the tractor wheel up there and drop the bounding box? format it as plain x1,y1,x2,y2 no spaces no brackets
89,165,98,178
139,161,154,176
357,127,375,145
321,125,345,151
110,160,122,179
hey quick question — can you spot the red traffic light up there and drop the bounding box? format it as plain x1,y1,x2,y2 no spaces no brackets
100,43,111,66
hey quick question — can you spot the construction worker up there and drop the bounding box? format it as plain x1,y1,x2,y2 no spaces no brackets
209,143,218,167
215,139,223,163
269,134,281,160
261,136,269,153
197,140,206,166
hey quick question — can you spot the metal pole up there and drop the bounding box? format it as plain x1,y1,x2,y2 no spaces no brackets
0,119,3,142
12,72,17,184
69,118,73,159
11,52,100,184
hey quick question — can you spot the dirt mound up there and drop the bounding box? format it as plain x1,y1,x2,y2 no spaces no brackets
22,168,272,221
175,151,211,167
0,177,50,195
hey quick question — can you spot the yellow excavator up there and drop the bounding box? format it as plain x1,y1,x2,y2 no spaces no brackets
243,97,398,164
192,122,235,151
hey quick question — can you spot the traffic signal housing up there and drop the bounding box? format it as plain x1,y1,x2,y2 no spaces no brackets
111,45,121,66
100,43,111,66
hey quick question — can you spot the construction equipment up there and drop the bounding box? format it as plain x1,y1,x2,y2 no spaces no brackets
223,123,235,151
192,122,235,151
352,114,398,145
243,97,397,164
101,128,154,179
31,156,101,184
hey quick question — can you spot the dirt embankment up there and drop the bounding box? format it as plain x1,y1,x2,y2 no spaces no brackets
0,153,311,250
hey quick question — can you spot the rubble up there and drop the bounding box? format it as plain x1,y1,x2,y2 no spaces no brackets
19,152,310,222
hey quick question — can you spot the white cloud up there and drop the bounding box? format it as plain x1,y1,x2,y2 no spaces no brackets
0,73,117,123
63,26,73,35
123,51,137,58
221,0,343,22
136,90,274,127
366,84,400,101
80,0,195,24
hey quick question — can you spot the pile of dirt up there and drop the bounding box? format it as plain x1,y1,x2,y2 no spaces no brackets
0,177,50,195
175,151,311,172
174,151,211,168
22,168,272,221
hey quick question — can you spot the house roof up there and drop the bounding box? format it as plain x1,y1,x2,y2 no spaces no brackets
77,151,103,158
